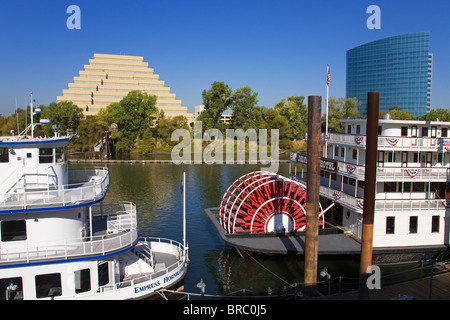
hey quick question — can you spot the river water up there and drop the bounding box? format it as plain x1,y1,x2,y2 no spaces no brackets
92,161,365,298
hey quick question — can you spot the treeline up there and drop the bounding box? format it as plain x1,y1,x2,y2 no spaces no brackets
1,82,449,157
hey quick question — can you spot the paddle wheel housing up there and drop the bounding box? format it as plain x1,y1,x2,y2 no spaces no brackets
219,172,323,234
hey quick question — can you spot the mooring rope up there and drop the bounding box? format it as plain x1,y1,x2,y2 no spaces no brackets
246,253,296,288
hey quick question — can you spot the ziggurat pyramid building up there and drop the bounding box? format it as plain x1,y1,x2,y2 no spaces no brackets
57,53,194,120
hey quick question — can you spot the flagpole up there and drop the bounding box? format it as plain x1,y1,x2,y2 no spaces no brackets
324,64,330,157
183,171,186,255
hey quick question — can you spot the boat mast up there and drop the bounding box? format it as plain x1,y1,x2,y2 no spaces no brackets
30,91,34,137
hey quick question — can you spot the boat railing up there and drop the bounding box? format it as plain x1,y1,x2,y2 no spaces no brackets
98,237,187,293
292,174,448,213
0,167,109,211
310,132,443,150
332,162,448,180
1,166,59,198
106,201,137,233
375,166,449,180
375,198,448,212
0,201,137,264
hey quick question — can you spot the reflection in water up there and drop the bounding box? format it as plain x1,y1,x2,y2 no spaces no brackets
75,162,361,298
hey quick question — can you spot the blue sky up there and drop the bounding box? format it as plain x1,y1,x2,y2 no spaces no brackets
0,0,449,116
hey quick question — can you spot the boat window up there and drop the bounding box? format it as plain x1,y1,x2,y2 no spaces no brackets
412,182,426,193
1,220,27,242
39,148,53,163
431,216,440,233
409,216,418,234
442,128,448,137
401,127,408,137
56,147,65,163
431,126,437,138
383,182,396,193
403,182,411,192
386,217,395,234
35,273,62,298
0,148,8,163
98,262,109,287
75,269,91,294
0,277,23,300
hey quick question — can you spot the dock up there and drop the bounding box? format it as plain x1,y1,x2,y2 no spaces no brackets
205,207,448,262
68,159,291,164
314,270,450,300
204,207,361,256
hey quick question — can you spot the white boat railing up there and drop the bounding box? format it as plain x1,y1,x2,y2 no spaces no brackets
106,201,137,234
98,237,187,293
333,162,449,181
0,201,137,264
375,199,447,212
0,167,109,211
291,174,448,213
307,132,443,150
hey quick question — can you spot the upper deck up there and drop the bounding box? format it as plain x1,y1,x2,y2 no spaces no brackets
320,118,450,152
0,167,109,214
0,134,109,213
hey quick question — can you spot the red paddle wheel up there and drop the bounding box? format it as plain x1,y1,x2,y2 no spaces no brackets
219,172,323,234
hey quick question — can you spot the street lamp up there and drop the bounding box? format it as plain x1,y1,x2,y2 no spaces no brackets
320,267,331,295
197,278,206,298
420,256,435,300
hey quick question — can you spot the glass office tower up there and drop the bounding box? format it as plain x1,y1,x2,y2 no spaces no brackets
346,32,432,118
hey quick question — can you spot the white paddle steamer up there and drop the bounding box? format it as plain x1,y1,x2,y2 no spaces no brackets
0,97,188,300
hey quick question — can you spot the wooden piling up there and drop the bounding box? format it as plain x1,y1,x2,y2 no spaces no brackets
304,96,321,296
358,92,379,299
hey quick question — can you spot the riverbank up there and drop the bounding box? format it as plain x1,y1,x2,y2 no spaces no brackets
68,158,290,164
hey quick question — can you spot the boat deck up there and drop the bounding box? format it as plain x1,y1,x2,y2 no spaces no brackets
205,208,449,262
204,207,361,256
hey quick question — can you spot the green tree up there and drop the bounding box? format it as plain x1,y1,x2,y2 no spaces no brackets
274,96,308,140
230,86,262,130
71,115,108,153
261,107,291,139
323,97,360,133
199,81,232,131
40,101,84,136
419,108,450,122
99,90,158,154
382,106,416,120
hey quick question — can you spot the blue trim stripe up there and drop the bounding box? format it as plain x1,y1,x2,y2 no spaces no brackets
0,197,105,214
0,137,70,146
0,242,137,269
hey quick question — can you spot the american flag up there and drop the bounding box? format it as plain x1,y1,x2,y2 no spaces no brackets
327,64,330,86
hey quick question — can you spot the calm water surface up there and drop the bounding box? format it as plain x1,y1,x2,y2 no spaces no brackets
98,162,361,298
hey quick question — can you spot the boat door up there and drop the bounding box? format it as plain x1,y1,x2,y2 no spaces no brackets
401,151,408,167
426,152,432,167
421,152,432,168
378,151,384,167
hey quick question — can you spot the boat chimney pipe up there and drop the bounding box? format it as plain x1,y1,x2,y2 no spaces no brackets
358,92,379,300
304,96,321,297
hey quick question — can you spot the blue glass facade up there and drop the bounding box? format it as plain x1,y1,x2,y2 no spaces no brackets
346,32,432,118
